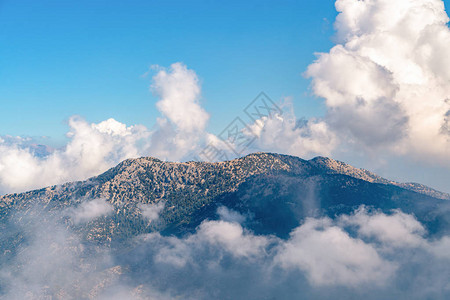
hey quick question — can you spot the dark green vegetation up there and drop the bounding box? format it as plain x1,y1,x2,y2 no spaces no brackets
0,152,448,246
1,152,450,299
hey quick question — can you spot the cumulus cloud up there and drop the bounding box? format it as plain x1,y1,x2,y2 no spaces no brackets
199,98,338,162
0,117,151,195
68,198,114,225
152,62,209,133
148,63,210,161
275,217,396,286
151,220,273,268
246,99,337,158
340,206,426,248
0,63,210,195
196,220,272,259
306,0,450,164
0,61,338,197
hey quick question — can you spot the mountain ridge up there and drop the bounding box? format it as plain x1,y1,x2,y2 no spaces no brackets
1,152,447,200
0,152,449,245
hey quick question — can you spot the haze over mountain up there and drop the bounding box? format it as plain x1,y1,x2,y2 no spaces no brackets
0,153,449,299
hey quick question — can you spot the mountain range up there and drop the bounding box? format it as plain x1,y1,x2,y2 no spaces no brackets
1,152,449,242
1,152,449,299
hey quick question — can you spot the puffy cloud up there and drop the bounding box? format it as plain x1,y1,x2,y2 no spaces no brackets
0,63,211,195
246,100,337,158
148,64,335,162
275,217,396,286
3,204,450,299
196,220,272,259
148,63,210,161
0,117,151,195
152,62,209,133
134,206,450,298
63,117,151,180
306,0,450,164
340,206,426,248
202,98,337,161
151,220,273,268
68,198,114,225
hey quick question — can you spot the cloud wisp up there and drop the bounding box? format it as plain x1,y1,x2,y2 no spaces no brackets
139,201,165,222
67,198,114,225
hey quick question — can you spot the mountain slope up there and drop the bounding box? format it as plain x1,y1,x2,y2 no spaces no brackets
1,152,450,299
0,152,448,244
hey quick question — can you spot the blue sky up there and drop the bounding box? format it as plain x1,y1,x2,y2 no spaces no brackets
0,0,337,143
1,0,450,194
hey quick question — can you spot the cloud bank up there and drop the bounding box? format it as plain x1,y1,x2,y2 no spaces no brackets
2,203,450,299
132,206,450,299
306,0,450,164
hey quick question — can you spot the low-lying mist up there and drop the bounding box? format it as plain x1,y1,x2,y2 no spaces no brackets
1,202,450,300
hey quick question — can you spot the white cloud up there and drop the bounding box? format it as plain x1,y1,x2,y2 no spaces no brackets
68,198,114,224
202,98,338,161
147,206,450,290
148,63,210,161
428,236,450,260
275,217,396,286
152,220,273,268
152,234,193,268
217,206,246,224
0,117,151,195
152,62,209,133
246,99,337,158
196,220,272,259
0,63,211,195
340,206,426,248
306,0,450,164
139,201,165,222
4,204,450,298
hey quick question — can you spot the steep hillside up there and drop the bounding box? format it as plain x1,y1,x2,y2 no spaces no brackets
0,152,448,244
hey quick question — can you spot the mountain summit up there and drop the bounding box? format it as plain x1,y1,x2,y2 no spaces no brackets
1,152,448,243
1,153,450,299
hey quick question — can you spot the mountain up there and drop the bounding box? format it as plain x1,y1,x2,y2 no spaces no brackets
1,152,450,299
1,152,448,243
